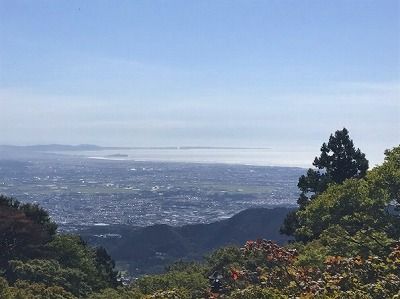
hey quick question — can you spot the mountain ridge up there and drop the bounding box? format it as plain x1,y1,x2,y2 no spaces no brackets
79,207,292,275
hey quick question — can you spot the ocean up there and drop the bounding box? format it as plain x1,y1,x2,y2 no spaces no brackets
64,147,316,168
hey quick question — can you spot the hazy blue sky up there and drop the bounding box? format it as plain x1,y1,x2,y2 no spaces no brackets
0,1,399,164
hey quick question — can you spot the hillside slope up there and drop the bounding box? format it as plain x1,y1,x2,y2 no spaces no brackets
79,207,292,275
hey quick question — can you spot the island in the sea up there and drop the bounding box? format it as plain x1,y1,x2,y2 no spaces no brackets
105,154,129,158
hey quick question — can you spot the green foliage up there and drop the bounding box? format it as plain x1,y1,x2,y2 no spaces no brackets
46,235,119,291
294,146,400,257
298,127,368,201
230,286,287,299
366,145,400,239
319,225,394,258
280,210,299,239
206,246,243,275
313,128,368,184
0,277,77,299
0,277,13,299
146,288,191,299
94,246,120,287
295,179,384,240
47,235,96,269
294,240,328,269
367,146,400,203
86,287,143,299
219,239,400,298
19,203,58,236
0,194,120,298
8,259,92,297
220,146,399,298
134,269,208,298
281,128,369,237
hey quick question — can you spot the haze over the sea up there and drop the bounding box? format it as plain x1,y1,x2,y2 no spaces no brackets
67,147,317,168
1,1,399,166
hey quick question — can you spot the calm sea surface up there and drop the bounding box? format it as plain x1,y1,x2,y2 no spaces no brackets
64,148,316,168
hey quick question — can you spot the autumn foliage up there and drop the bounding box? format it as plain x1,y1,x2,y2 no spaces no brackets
209,239,400,298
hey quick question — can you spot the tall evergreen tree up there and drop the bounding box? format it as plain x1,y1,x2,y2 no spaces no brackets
281,128,369,237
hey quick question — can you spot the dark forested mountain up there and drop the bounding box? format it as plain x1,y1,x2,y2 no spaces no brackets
79,207,292,275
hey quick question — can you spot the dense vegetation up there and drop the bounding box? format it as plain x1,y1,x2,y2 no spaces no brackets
0,195,120,298
0,130,399,298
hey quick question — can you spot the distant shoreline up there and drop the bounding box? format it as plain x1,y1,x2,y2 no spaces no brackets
86,155,308,169
0,144,312,168
0,144,272,151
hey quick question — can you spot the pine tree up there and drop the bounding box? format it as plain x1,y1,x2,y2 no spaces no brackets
281,128,369,237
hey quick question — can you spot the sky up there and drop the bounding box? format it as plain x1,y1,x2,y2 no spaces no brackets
0,0,399,165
